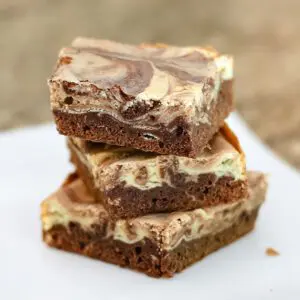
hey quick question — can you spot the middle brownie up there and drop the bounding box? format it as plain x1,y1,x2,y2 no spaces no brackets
68,125,248,219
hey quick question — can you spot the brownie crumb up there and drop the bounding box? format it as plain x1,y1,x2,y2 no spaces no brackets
266,247,280,256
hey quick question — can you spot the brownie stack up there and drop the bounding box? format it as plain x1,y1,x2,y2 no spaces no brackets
41,37,268,277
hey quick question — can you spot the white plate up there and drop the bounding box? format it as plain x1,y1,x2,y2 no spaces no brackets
1,114,300,300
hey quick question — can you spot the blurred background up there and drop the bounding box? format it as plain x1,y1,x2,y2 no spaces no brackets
0,0,299,168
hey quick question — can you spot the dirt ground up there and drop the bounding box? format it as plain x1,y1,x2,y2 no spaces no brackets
1,0,300,168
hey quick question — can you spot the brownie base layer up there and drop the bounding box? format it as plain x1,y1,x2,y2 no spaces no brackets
43,207,258,278
70,145,248,219
54,81,232,157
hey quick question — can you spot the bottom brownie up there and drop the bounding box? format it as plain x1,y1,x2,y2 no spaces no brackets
41,171,267,278
43,207,258,277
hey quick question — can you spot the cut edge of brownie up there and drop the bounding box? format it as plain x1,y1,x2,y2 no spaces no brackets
43,206,259,278
41,171,267,278
69,140,248,219
52,80,233,157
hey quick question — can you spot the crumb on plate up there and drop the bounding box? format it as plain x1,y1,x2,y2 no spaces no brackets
266,247,280,256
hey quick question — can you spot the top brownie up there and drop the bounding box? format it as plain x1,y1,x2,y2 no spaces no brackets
49,37,233,157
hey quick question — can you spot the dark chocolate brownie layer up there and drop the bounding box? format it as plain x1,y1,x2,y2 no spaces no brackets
53,80,232,157
70,143,248,219
43,207,258,278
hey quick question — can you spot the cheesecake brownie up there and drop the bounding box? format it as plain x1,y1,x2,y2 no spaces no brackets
48,37,233,157
68,124,247,219
41,171,267,278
